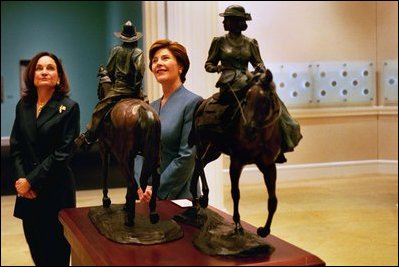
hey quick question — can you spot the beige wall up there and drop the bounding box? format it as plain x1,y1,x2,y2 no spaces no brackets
288,115,378,164
287,112,397,163
220,1,398,169
378,114,398,159
377,1,398,61
243,1,378,62
234,1,397,72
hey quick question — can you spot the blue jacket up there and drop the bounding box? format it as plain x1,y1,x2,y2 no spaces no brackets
135,85,202,199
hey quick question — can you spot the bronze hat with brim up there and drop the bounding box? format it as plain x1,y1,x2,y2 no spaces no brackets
113,20,143,42
219,5,252,21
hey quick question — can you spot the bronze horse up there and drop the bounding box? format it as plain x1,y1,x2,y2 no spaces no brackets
190,70,282,237
98,96,161,227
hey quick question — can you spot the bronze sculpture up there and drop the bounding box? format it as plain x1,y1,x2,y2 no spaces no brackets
75,22,158,227
94,66,161,227
89,70,182,243
190,70,282,238
185,5,303,242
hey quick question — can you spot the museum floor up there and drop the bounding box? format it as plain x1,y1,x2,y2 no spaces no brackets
1,174,397,266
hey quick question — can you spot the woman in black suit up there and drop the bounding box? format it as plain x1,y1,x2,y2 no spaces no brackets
10,51,80,265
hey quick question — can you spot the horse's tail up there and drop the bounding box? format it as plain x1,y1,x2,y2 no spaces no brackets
137,104,161,190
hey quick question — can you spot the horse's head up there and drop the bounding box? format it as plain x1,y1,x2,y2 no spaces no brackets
242,69,278,139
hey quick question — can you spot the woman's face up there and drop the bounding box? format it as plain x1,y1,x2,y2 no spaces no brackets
223,16,241,32
34,56,59,90
151,48,182,85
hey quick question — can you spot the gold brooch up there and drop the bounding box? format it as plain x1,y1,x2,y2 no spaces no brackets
59,105,66,113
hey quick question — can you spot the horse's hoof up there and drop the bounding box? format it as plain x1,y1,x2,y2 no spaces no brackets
199,196,209,208
234,225,244,235
150,213,159,224
102,197,111,207
257,227,270,237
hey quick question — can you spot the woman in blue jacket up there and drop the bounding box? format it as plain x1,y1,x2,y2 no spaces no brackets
136,39,202,201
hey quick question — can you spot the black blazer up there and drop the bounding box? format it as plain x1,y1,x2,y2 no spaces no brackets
10,94,80,220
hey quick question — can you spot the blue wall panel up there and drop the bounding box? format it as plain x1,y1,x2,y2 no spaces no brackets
1,1,142,137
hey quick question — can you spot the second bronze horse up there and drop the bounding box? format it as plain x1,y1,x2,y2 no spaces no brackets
190,70,282,237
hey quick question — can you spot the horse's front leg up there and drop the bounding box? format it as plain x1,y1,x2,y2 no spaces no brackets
149,166,160,224
139,149,160,224
124,179,138,227
190,155,209,210
124,163,137,227
256,162,277,237
230,157,244,234
197,143,222,208
189,157,200,210
100,145,111,207
197,155,210,209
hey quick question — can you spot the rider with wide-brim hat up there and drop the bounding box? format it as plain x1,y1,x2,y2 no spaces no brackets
75,20,146,148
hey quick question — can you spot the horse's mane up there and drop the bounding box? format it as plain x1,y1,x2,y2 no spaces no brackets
245,69,281,128
246,69,275,91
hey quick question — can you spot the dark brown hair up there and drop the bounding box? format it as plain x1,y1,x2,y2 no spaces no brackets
148,39,190,83
22,51,70,103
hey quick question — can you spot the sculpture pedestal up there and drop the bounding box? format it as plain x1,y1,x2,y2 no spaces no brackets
59,201,325,266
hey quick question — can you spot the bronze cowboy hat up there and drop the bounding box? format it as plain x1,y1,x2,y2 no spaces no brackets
113,20,143,43
219,5,252,21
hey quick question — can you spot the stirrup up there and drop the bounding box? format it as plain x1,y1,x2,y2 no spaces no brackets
74,134,87,149
275,153,287,163
84,136,98,145
74,133,97,151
